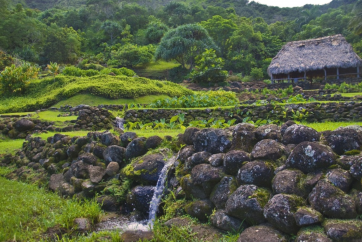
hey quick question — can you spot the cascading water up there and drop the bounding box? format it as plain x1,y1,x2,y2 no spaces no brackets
116,117,125,130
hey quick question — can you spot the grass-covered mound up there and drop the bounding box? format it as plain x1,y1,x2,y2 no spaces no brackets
0,75,193,113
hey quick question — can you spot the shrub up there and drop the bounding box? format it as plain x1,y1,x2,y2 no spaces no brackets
250,68,263,80
0,62,39,95
62,66,135,77
227,75,242,82
109,44,155,67
241,76,253,82
148,90,239,108
0,50,14,71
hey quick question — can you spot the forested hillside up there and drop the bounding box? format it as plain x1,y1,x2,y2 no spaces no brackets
0,0,361,80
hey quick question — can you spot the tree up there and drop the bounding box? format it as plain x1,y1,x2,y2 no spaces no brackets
190,49,228,83
200,15,237,57
350,0,362,34
47,62,60,80
108,44,154,67
145,21,169,44
101,20,122,44
155,24,218,70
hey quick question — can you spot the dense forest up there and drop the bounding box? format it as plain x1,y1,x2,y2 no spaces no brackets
0,0,361,81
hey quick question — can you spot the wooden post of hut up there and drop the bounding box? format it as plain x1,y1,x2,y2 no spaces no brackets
287,74,290,83
271,74,274,84
358,66,360,78
337,68,340,80
324,68,327,81
304,71,306,81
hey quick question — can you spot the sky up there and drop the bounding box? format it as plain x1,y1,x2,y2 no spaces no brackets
252,0,332,8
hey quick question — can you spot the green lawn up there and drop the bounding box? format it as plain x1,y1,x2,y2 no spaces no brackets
132,129,183,138
339,93,362,97
52,94,171,108
0,169,101,241
134,61,180,79
0,139,24,154
31,130,100,140
36,110,77,122
0,112,35,117
300,121,362,132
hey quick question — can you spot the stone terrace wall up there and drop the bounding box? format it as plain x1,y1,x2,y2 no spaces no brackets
124,102,362,125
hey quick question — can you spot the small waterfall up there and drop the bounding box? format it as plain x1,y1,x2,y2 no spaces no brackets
116,117,125,130
147,156,176,227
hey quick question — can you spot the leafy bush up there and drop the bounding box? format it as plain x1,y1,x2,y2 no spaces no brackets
325,82,362,93
62,66,135,77
108,44,155,67
241,76,253,82
0,62,39,95
148,90,239,108
190,49,228,83
0,75,193,113
226,75,242,82
0,50,14,71
250,68,263,80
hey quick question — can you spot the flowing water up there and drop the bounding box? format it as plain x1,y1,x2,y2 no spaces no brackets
116,117,125,130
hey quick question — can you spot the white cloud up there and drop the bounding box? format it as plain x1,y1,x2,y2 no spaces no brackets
252,0,332,8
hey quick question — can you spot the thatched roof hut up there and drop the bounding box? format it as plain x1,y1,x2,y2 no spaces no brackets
268,35,362,80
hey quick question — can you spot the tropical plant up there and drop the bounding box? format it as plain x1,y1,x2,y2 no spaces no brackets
47,62,60,80
350,0,362,35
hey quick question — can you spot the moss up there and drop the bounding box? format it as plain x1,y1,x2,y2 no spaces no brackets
323,219,362,238
344,150,361,155
250,188,271,208
299,225,325,235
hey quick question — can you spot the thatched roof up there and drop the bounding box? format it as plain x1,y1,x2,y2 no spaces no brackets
268,35,362,76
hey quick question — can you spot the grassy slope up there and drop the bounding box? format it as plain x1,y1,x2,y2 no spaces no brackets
134,61,180,79
0,139,24,154
52,94,171,107
0,75,193,113
0,169,101,241
300,121,362,132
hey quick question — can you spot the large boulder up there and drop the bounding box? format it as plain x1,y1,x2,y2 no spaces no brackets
191,164,225,196
323,219,362,241
294,207,324,227
308,180,357,219
264,194,306,234
272,169,307,197
126,186,154,214
282,124,320,145
67,145,81,159
324,128,362,155
237,225,287,242
185,199,214,222
280,120,296,136
49,173,65,192
70,161,89,179
237,161,274,187
103,145,126,165
255,124,281,141
120,132,138,147
231,129,257,152
225,185,271,225
183,127,200,145
105,162,120,177
178,145,195,163
223,150,250,175
208,153,225,167
96,195,119,211
350,158,362,180
88,165,106,183
296,227,332,242
14,119,35,132
145,136,163,150
125,137,147,160
210,176,238,209
286,142,337,173
325,168,352,193
193,129,231,154
184,151,211,171
100,132,120,146
251,139,288,163
180,175,208,200
78,153,98,165
210,210,244,232
123,154,165,185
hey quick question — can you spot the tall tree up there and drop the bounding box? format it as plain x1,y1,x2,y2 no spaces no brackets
155,24,218,70
350,0,362,34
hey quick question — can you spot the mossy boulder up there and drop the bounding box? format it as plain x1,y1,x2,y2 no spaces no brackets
210,176,238,209
184,151,212,171
272,169,307,197
191,164,225,196
180,174,208,200
251,139,288,163
103,145,126,165
208,153,225,167
14,118,35,132
323,219,362,241
255,124,281,141
282,124,320,145
120,132,138,147
264,194,306,234
223,150,250,175
127,186,155,214
125,137,147,160
296,226,331,242
326,168,352,193
294,207,324,227
185,199,214,222
225,185,271,225
324,128,362,155
193,128,231,154
237,225,287,242
237,161,275,187
210,209,245,232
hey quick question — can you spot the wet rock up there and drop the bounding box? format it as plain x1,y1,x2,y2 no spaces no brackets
120,132,138,147
178,145,195,163
127,186,154,214
193,129,231,154
73,218,91,233
225,185,271,225
264,194,306,234
286,142,336,173
210,176,238,209
103,145,126,165
323,219,362,241
180,175,208,200
185,151,211,171
296,227,332,242
251,139,288,162
255,124,281,141
272,169,307,197
120,231,154,242
145,136,163,150
237,225,287,242
125,137,147,160
14,119,34,132
223,150,250,175
208,153,225,167
282,124,320,144
294,207,324,226
96,195,119,211
326,168,352,192
350,158,362,180
191,164,225,196
237,161,274,187
124,154,165,185
88,165,106,183
308,180,357,219
210,210,245,232
183,127,200,145
100,131,120,146
49,173,64,191
185,199,214,222
105,162,120,177
324,128,362,155
78,153,97,165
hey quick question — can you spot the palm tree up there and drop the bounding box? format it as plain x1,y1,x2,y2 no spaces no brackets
47,62,60,81
350,0,362,35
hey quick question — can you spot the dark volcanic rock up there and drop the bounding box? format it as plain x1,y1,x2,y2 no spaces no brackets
185,151,211,171
78,153,97,165
145,136,163,150
191,164,225,195
105,161,120,177
286,142,336,173
120,132,138,147
178,145,195,163
225,185,271,225
263,194,306,234
88,165,106,183
185,199,214,222
103,145,126,165
237,225,287,242
223,150,250,175
231,129,257,152
125,137,147,160
272,169,306,197
193,129,231,154
237,161,274,187
208,153,225,167
323,219,362,241
183,127,200,145
324,128,362,155
280,120,296,137
350,158,362,180
308,180,357,219
296,227,332,242
100,131,120,146
282,124,320,145
210,210,245,232
255,124,281,141
326,168,352,192
96,195,119,211
180,175,208,200
49,173,64,191
127,186,154,214
251,139,288,162
210,176,238,209
294,207,323,226
14,119,35,132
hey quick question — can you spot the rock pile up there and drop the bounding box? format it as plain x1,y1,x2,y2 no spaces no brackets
71,105,115,131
